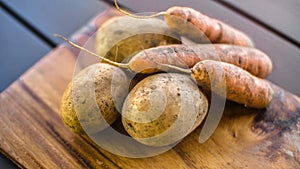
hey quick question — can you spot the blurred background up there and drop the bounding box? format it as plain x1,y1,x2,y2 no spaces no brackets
0,0,299,168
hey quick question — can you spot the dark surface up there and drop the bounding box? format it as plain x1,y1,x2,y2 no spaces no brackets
0,0,107,93
225,0,300,46
0,8,50,92
0,153,19,169
1,0,107,44
0,0,299,168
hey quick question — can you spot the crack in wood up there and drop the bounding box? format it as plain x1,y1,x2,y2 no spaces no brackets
80,136,122,169
173,147,198,169
46,122,97,169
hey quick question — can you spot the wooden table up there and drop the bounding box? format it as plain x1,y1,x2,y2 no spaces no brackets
1,0,300,168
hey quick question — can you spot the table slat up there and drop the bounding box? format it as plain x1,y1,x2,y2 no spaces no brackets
1,0,107,44
0,9,51,92
224,0,300,45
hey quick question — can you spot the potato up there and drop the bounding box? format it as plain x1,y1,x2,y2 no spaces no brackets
61,63,129,135
95,16,181,63
122,73,209,146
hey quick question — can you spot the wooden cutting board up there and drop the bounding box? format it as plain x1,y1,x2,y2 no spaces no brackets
1,7,300,169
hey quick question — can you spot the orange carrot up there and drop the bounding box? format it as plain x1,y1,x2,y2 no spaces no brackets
55,35,272,78
191,60,274,108
113,1,254,46
128,44,272,78
164,6,254,47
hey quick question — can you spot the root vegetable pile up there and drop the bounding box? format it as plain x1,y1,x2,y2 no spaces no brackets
59,3,276,147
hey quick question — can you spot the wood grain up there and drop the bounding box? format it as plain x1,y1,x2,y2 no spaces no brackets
1,7,300,169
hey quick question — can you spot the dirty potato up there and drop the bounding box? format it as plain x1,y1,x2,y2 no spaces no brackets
122,73,209,146
95,16,181,63
61,63,129,135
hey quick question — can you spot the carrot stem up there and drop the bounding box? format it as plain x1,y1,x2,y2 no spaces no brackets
53,34,128,68
113,0,166,19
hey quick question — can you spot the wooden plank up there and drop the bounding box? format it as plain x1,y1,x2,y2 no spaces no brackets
1,0,108,44
1,5,300,169
114,0,300,96
0,9,50,92
0,46,120,169
223,0,300,45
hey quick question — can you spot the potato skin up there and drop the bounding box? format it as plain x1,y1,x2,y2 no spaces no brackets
61,63,129,135
95,16,181,63
122,73,208,146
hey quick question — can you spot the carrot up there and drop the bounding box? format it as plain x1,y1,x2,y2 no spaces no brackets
157,60,274,108
164,6,254,47
113,1,254,47
55,34,272,78
127,44,272,78
191,60,274,108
